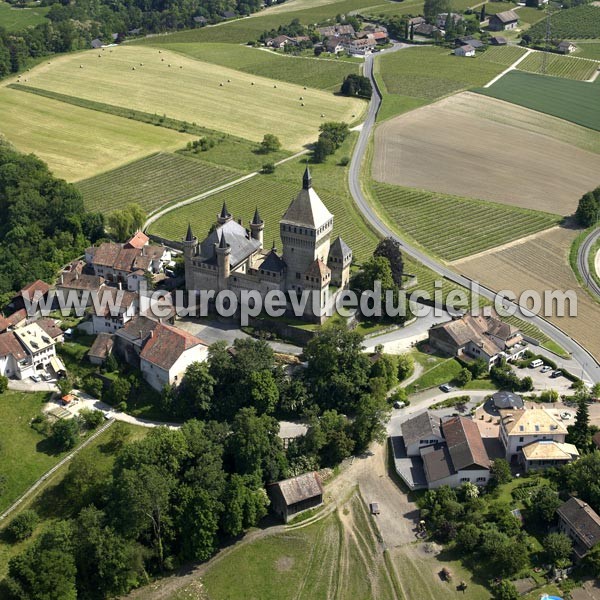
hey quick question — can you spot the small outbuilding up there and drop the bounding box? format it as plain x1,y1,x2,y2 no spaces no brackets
455,44,476,57
557,41,577,54
88,332,114,365
268,472,324,522
490,36,507,46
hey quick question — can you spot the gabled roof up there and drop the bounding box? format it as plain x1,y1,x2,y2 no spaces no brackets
305,259,330,279
271,472,323,506
281,171,333,229
422,445,454,482
88,332,114,359
329,236,352,258
115,315,160,344
402,411,441,448
37,319,63,340
19,280,50,298
458,44,475,53
125,231,149,249
0,331,27,360
557,497,600,550
90,242,122,267
140,323,206,371
93,287,137,317
260,250,285,273
493,9,519,23
442,416,490,471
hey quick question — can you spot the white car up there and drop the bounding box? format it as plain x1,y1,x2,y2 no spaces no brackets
30,375,41,383
439,384,453,393
541,366,552,373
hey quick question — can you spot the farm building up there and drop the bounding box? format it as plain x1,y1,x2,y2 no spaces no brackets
428,313,526,367
268,472,324,522
90,287,138,334
317,24,355,38
490,36,507,46
91,39,103,49
265,35,295,49
557,497,600,559
343,38,377,56
325,38,344,54
455,44,476,57
183,169,353,323
488,10,519,31
557,41,577,54
408,16,426,27
193,16,207,25
56,260,105,306
9,280,50,313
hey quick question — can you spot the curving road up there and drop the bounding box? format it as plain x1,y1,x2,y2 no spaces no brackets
348,46,600,384
578,227,600,300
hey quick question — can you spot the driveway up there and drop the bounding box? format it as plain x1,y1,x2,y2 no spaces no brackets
8,378,58,393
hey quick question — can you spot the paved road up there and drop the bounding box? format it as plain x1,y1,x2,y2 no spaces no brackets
348,45,600,385
578,226,600,300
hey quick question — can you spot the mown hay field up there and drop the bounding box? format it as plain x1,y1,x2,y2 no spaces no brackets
154,42,360,91
0,1,49,31
370,181,559,262
18,46,364,151
477,70,600,131
0,87,193,181
77,153,241,215
372,93,600,216
457,226,600,361
517,51,599,80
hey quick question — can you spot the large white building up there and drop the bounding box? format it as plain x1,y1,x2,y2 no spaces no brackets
183,169,352,322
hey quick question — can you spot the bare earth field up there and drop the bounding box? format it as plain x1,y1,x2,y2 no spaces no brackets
456,226,600,361
372,93,600,216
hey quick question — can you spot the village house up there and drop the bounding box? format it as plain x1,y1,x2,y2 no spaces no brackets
498,407,572,468
9,280,51,313
557,41,577,54
113,315,161,366
268,472,324,522
343,37,377,56
557,497,600,559
488,10,519,31
436,12,464,29
37,319,64,343
317,23,355,38
56,260,105,306
139,322,208,391
414,23,440,37
265,34,295,48
0,309,28,334
408,16,426,27
183,169,352,323
428,313,526,367
455,44,476,57
325,38,344,54
193,16,207,25
90,286,138,334
87,332,114,366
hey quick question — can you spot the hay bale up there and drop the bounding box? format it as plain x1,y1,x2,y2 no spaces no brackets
301,102,305,106
161,58,164,61
320,113,325,117
140,63,143,66
273,84,277,88
158,50,162,53
251,82,255,85
179,65,183,69
299,96,303,100
132,66,136,70
219,82,224,86
304,86,307,89
80,65,83,68
168,64,171,67
227,78,231,82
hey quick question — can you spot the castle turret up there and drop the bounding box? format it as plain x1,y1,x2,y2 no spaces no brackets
217,202,232,226
182,223,198,286
216,231,231,290
328,236,352,288
250,207,264,249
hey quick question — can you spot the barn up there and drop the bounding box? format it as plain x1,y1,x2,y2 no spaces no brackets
268,472,324,522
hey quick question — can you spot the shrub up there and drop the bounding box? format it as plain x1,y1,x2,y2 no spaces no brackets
6,510,39,542
258,134,281,154
0,375,7,394
339,156,350,166
261,162,276,174
79,408,104,430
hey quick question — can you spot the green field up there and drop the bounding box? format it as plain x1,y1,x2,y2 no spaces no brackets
512,6,545,25
0,86,193,181
195,494,398,600
480,1,518,15
157,42,360,91
517,50,599,80
478,70,600,131
77,153,241,215
370,181,560,262
21,46,363,151
575,41,600,60
0,391,61,513
528,5,600,40
0,1,48,31
363,0,475,17
375,45,526,121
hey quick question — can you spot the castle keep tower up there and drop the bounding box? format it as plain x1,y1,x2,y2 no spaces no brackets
280,167,334,292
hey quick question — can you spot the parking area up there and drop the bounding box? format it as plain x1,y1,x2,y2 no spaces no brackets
510,363,574,394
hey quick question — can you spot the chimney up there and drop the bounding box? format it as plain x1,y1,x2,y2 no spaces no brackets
60,274,64,284
118,282,122,290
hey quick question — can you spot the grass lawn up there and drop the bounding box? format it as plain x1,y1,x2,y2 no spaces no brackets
375,45,526,121
0,1,49,31
156,42,361,91
19,46,363,152
0,87,193,182
513,6,546,25
477,70,600,131
575,41,600,60
0,391,61,514
76,153,242,215
369,181,560,262
406,358,463,393
517,51,599,81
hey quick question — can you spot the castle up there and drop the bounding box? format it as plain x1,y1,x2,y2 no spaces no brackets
182,168,352,322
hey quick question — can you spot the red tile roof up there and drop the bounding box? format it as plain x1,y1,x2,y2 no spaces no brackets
0,332,27,360
442,416,491,470
125,231,150,249
305,258,331,280
140,323,205,370
37,319,63,339
19,280,50,298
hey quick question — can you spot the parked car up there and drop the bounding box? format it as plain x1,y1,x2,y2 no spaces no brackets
30,375,41,383
541,365,552,373
529,359,544,369
393,401,405,409
41,373,52,381
550,370,562,378
439,384,453,393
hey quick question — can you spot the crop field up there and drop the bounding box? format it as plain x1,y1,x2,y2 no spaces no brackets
373,93,600,215
517,51,599,80
528,5,600,40
370,181,559,262
478,70,600,131
20,46,364,151
0,1,49,31
76,153,240,215
457,226,600,361
480,1,518,15
158,42,360,91
377,45,524,104
0,87,193,181
149,172,377,262
364,0,476,17
174,494,397,600
513,6,546,25
575,41,600,60
477,45,529,66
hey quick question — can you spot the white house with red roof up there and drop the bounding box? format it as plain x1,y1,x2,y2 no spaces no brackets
139,323,208,391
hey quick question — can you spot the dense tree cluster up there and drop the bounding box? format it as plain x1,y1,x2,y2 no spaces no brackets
490,361,533,393
575,186,600,227
340,74,372,99
312,121,350,162
0,141,104,303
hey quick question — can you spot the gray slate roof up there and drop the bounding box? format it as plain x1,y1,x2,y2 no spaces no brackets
422,445,454,482
492,391,524,410
493,10,519,23
200,219,260,268
273,472,324,506
557,497,600,550
329,236,352,258
260,250,285,273
401,411,441,448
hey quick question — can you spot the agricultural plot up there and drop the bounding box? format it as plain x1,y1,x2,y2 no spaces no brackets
517,51,599,81
370,181,559,262
372,93,600,215
198,494,397,600
0,87,193,182
376,45,525,118
528,5,600,40
0,1,48,31
21,46,364,151
575,41,600,60
477,45,529,66
480,1,518,15
149,172,376,262
76,153,240,215
513,6,546,25
159,42,360,91
457,226,600,361
478,70,600,131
